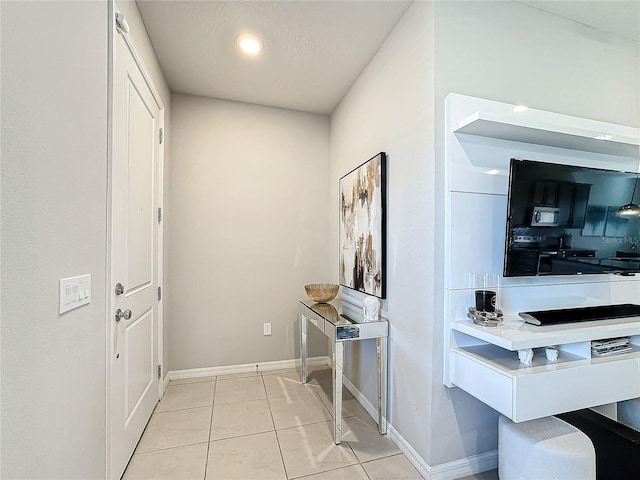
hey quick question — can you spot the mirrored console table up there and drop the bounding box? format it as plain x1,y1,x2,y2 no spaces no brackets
299,298,389,444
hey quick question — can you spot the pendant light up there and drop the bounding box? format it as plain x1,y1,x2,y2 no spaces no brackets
618,175,640,217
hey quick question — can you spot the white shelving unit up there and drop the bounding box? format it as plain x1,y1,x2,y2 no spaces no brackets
451,316,640,422
454,111,640,158
452,315,640,350
443,94,640,423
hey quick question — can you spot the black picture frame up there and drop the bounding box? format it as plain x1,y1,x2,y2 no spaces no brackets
338,152,386,299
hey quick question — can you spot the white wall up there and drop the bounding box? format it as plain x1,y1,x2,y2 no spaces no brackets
434,1,639,128
168,94,331,370
1,2,109,477
1,1,171,477
431,0,640,467
330,0,436,465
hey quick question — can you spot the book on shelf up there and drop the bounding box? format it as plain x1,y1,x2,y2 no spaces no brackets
591,337,633,357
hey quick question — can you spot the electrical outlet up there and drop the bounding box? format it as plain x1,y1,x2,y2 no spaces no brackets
263,323,272,336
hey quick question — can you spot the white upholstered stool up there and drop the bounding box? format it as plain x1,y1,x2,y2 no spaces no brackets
499,415,595,480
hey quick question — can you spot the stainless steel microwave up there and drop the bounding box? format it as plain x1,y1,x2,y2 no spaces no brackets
531,207,560,226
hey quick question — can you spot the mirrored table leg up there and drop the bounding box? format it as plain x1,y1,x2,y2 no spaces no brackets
377,336,388,434
300,313,308,384
333,340,344,444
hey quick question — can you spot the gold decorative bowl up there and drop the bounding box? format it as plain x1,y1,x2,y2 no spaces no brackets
304,283,339,303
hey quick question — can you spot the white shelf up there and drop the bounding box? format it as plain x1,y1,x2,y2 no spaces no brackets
452,316,640,351
460,344,584,372
459,343,640,373
454,111,640,158
452,344,640,422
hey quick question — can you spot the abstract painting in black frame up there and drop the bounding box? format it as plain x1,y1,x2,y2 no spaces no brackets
339,152,386,298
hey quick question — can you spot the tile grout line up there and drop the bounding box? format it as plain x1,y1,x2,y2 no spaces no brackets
346,439,360,469
314,389,334,418
210,426,277,443
264,374,291,479
288,463,364,480
361,464,374,480
279,369,359,479
360,458,374,480
341,420,364,477
202,378,217,480
134,440,209,456
275,418,338,433
311,378,360,469
307,371,408,478
169,377,217,386
358,453,421,480
153,403,216,415
211,375,269,405
359,452,404,466
126,384,211,464
214,372,264,382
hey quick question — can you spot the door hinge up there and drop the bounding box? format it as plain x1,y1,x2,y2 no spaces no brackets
115,13,130,34
159,127,163,144
157,286,162,301
157,207,162,223
157,364,162,379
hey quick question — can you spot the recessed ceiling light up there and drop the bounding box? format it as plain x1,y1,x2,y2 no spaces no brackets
237,34,263,55
485,169,500,175
594,134,613,141
513,105,528,112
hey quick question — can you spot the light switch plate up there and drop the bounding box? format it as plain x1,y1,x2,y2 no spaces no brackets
59,274,91,314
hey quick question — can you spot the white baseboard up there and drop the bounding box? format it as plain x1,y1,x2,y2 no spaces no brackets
341,375,433,477
428,450,498,480
168,356,330,381
342,375,497,480
341,374,379,421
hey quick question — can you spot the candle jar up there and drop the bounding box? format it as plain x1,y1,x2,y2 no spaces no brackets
468,273,502,327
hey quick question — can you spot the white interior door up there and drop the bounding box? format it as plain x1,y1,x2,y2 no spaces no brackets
109,7,163,479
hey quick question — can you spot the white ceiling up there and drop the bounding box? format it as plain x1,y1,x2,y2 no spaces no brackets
136,1,412,114
136,1,639,115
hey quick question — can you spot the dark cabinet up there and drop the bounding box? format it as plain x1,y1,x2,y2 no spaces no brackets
530,181,591,228
509,180,591,228
531,181,559,207
507,249,540,276
571,183,590,228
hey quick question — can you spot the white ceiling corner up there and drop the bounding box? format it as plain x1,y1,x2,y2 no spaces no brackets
135,0,413,114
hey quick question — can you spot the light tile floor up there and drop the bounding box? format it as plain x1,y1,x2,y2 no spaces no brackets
123,367,426,480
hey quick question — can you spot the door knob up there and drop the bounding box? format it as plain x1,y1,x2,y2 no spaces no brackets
115,308,132,322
